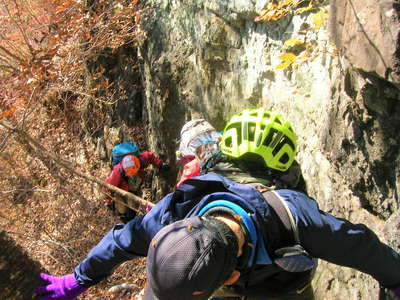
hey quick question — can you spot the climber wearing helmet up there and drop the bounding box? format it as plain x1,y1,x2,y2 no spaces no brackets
220,108,297,172
121,154,141,177
177,108,306,192
34,174,400,300
105,149,170,223
176,118,222,185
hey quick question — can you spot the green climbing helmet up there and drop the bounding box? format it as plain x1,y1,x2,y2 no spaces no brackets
220,108,297,171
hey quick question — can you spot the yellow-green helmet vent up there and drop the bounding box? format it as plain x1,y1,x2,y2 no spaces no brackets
220,108,297,171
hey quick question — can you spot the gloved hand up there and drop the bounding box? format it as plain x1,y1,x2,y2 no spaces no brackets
160,163,170,171
34,273,88,300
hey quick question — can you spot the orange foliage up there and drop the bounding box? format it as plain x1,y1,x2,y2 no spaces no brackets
0,1,146,298
0,107,16,119
0,0,141,125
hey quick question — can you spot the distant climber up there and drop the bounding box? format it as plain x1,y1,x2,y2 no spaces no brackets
104,141,169,223
176,108,306,192
33,173,400,300
175,118,222,185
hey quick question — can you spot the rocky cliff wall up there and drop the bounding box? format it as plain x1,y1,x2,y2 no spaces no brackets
136,0,400,298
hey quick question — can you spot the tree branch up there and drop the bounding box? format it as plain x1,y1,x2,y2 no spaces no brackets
0,120,154,212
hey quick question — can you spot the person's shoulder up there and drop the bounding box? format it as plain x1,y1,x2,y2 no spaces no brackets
112,162,122,171
139,151,157,158
275,189,313,202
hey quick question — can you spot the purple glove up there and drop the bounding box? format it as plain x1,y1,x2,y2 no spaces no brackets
34,273,88,300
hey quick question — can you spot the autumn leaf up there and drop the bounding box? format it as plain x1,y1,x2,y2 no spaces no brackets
255,0,317,22
276,52,297,69
0,107,16,119
255,1,293,22
295,4,314,15
284,38,304,47
312,9,328,30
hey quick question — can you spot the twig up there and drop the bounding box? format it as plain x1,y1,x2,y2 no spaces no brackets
0,44,26,64
42,239,76,258
33,250,60,264
19,86,38,129
0,188,56,194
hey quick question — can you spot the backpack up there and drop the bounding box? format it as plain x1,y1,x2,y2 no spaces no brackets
111,141,140,166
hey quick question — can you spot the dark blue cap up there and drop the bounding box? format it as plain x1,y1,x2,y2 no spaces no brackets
145,216,238,300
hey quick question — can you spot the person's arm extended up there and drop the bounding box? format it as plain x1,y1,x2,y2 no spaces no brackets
74,193,174,286
139,151,164,169
34,193,174,299
106,164,123,187
280,190,400,288
74,218,145,286
34,218,149,300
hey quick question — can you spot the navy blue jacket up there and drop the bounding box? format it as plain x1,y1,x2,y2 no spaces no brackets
75,174,400,295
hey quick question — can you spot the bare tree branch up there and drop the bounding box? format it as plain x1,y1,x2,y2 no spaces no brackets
0,120,155,212
0,44,26,64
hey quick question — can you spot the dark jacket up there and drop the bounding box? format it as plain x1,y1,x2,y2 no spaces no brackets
75,174,400,295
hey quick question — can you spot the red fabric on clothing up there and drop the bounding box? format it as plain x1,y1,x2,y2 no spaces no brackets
106,164,129,191
176,159,201,187
138,151,163,169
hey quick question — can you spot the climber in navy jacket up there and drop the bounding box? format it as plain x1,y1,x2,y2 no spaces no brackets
34,174,400,300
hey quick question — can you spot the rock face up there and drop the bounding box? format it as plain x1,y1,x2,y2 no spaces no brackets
329,0,400,84
135,0,400,298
